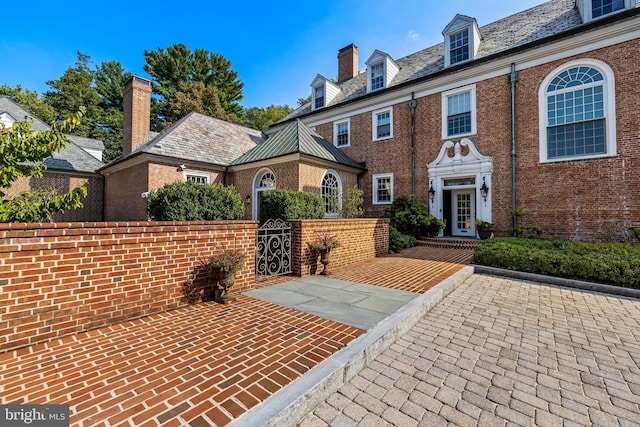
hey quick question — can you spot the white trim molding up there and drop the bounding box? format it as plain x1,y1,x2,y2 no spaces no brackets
372,173,394,205
333,118,351,148
372,107,394,141
441,84,477,140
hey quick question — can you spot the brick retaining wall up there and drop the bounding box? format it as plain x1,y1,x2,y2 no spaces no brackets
0,221,257,353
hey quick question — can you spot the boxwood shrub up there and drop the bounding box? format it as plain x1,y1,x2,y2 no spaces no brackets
473,237,640,288
389,226,417,253
259,189,324,224
148,181,244,221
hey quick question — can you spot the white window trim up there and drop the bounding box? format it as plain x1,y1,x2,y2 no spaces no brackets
184,172,210,184
368,61,385,92
312,84,325,110
538,59,616,164
372,107,393,142
321,169,343,218
577,0,634,23
372,173,394,205
333,118,351,148
441,84,477,140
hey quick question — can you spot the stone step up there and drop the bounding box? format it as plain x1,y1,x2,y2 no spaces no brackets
416,237,482,250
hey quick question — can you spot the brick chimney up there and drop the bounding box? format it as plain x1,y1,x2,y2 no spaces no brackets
338,44,358,82
122,75,152,155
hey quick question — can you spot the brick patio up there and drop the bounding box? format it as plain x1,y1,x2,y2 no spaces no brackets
0,246,472,426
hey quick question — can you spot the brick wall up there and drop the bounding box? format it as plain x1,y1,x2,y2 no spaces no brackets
313,40,640,240
7,172,104,222
289,218,389,276
0,221,257,353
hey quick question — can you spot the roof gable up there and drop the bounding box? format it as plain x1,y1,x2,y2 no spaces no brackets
232,120,363,169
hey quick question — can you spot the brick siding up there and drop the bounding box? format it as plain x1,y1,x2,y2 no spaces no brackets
289,218,389,276
0,221,257,353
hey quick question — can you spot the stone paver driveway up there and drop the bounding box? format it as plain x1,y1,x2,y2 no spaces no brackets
301,274,640,426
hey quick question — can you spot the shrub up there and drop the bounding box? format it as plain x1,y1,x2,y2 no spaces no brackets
148,181,244,221
389,226,417,253
383,194,432,237
259,189,324,224
341,185,364,218
473,237,640,288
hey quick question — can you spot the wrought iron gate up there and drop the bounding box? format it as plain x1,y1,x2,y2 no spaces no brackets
256,219,292,277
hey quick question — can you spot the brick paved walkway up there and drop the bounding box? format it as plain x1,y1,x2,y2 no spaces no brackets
300,274,640,426
0,246,469,426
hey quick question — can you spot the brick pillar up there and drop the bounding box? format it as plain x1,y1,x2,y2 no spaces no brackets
338,44,358,82
122,76,152,155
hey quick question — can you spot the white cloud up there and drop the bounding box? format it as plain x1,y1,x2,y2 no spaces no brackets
407,30,420,41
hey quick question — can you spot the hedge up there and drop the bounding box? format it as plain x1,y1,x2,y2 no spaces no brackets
473,237,640,288
259,189,324,224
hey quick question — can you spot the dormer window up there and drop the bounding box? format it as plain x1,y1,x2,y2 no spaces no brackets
370,62,385,90
449,29,470,65
576,0,634,22
314,86,325,109
365,51,399,93
310,75,340,111
443,15,481,68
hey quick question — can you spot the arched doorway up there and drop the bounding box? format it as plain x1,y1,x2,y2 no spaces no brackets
252,168,276,221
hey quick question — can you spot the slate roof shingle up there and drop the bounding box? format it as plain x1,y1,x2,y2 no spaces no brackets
280,0,639,123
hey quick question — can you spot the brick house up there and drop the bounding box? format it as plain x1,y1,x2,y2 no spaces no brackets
266,0,640,240
100,77,363,221
0,96,104,222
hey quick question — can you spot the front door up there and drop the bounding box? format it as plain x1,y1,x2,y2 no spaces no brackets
452,190,475,237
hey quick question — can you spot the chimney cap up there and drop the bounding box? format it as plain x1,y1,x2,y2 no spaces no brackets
123,75,152,89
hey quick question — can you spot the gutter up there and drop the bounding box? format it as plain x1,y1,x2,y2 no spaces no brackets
409,92,417,197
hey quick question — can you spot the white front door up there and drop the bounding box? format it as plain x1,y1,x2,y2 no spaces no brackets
452,190,475,237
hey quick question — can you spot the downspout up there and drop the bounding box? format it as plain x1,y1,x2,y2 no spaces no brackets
409,92,417,199
509,63,518,234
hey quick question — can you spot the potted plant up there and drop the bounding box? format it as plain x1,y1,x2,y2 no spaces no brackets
205,249,245,304
307,232,340,275
475,219,494,240
426,216,446,237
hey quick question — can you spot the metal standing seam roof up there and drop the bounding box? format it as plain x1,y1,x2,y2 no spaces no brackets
278,0,640,123
231,119,364,170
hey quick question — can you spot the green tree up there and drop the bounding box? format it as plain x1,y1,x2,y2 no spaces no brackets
94,60,132,162
0,110,88,222
0,84,56,124
164,81,238,126
243,104,294,130
297,96,311,107
44,52,101,138
143,43,244,129
341,184,364,218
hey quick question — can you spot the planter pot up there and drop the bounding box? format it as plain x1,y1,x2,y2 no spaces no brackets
478,229,493,240
319,250,332,275
220,270,237,304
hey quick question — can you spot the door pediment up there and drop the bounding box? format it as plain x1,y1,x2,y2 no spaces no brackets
428,138,492,175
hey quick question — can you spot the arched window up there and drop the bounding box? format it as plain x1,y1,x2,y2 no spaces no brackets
252,168,276,221
539,60,616,162
321,170,342,217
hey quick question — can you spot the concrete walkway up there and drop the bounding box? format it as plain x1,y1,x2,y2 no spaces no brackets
292,273,640,426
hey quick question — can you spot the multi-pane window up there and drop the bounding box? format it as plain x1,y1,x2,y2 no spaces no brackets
186,173,209,184
314,85,325,109
447,91,471,136
373,174,393,204
449,29,470,65
370,62,385,91
546,66,606,159
321,171,341,216
592,0,625,18
374,109,392,140
335,121,349,147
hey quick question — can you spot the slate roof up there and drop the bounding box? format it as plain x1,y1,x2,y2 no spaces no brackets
0,96,104,173
106,112,264,168
232,119,364,170
280,0,640,123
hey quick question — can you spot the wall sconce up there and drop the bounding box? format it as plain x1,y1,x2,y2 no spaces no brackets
245,195,251,204
428,180,436,202
480,177,489,202
177,164,187,172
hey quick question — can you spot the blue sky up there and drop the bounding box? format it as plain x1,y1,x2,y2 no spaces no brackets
1,1,546,109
